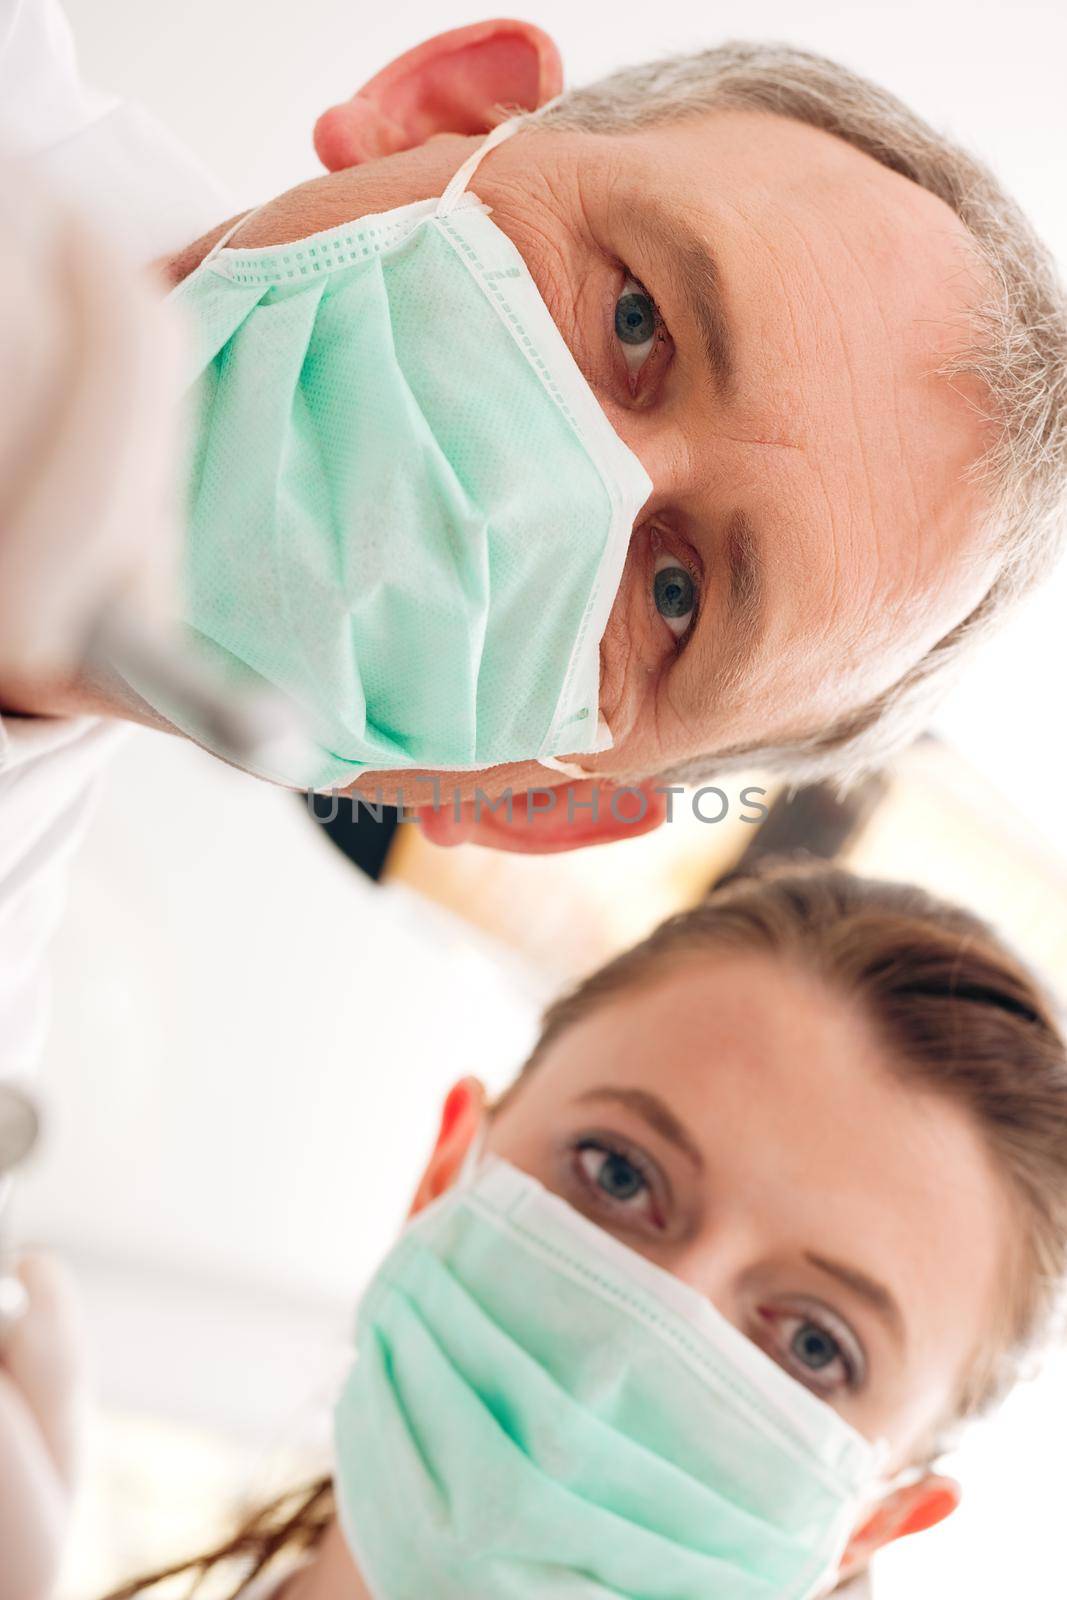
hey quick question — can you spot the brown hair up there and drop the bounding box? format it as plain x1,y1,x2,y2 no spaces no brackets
101,1478,335,1600
106,862,1067,1598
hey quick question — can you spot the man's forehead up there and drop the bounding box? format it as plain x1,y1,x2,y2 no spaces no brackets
646,113,993,582
630,106,941,218
623,107,981,333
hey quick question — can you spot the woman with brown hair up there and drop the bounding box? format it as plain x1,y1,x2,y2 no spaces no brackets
20,861,1067,1600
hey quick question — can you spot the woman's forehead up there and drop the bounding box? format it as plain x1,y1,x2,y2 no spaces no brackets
526,955,1014,1343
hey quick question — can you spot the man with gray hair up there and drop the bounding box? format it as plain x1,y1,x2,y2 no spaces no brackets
5,17,1066,860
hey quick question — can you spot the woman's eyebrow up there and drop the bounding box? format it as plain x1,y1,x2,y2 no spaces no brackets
572,1086,705,1169
805,1251,908,1352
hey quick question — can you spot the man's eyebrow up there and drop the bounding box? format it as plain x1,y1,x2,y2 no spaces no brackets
690,504,766,699
675,236,735,396
724,506,763,634
572,1087,704,1170
625,202,765,661
628,198,736,396
805,1252,907,1352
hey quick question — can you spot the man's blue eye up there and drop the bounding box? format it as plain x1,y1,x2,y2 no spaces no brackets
615,289,657,346
791,1322,840,1372
653,565,695,621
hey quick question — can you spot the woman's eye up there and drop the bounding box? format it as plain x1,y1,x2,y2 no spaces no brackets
653,553,698,639
791,1320,842,1373
571,1138,667,1232
759,1306,861,1397
614,276,660,378
577,1143,648,1202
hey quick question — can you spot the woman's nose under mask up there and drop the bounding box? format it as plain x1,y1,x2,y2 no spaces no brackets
126,119,652,791
334,1155,888,1600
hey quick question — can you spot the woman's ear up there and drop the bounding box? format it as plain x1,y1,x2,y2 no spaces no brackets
313,19,564,171
837,1474,960,1581
409,1076,488,1215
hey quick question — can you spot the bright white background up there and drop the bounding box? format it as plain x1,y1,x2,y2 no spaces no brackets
18,2,1067,1596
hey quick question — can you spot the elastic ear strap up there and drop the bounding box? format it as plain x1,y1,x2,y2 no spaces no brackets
539,714,614,778
456,1120,488,1186
203,203,267,264
540,755,596,780
435,115,523,217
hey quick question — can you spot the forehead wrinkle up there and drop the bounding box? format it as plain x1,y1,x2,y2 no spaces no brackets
819,209,940,557
768,209,918,655
785,193,983,601
649,158,985,744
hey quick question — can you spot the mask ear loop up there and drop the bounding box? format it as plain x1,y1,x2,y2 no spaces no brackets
202,202,270,265
540,714,615,780
435,116,522,218
456,1118,489,1187
436,91,565,218
540,755,596,780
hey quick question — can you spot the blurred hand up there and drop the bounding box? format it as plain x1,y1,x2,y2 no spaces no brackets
0,1254,87,1600
0,157,179,704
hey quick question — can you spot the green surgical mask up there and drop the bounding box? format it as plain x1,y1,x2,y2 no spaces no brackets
132,121,652,790
335,1155,886,1600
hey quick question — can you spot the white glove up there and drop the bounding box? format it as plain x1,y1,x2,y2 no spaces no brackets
0,154,179,691
0,1254,87,1600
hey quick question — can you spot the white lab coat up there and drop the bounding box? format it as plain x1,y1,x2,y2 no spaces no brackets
0,0,231,1081
0,0,230,259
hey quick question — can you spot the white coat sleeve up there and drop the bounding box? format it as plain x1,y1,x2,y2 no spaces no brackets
0,0,117,154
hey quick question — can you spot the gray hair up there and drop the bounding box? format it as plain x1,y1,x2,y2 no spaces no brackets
527,42,1067,787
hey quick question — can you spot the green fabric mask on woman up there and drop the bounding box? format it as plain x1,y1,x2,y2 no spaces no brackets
334,1156,886,1600
130,120,652,790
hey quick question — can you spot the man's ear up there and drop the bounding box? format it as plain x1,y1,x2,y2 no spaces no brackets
314,19,564,171
415,779,669,855
837,1475,960,1582
409,1076,487,1215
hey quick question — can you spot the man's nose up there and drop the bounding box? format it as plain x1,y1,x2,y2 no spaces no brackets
603,406,703,516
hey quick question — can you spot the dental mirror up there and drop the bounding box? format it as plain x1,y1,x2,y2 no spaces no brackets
0,1083,38,1185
